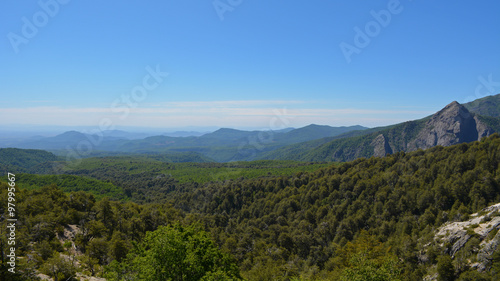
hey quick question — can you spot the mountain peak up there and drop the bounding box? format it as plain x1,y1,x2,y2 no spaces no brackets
439,100,469,113
409,101,490,150
56,131,86,138
434,101,470,120
446,100,460,107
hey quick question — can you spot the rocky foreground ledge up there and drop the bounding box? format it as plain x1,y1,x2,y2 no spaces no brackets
434,202,500,272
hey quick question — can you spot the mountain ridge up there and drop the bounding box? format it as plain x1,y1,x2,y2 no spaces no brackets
4,94,500,163
464,93,500,118
5,124,368,162
261,97,500,162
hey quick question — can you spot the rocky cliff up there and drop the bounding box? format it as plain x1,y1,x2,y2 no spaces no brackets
371,134,393,157
428,202,500,278
259,99,499,162
408,101,493,151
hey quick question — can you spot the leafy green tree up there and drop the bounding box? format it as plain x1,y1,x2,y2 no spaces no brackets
457,270,491,281
79,255,100,277
86,237,109,265
34,240,56,261
437,255,455,281
125,223,242,281
339,231,403,281
41,254,76,281
340,252,402,281
110,231,130,262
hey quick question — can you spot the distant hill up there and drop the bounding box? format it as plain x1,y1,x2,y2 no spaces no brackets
102,130,152,140
8,125,366,162
6,125,364,162
112,125,367,161
198,128,258,145
261,101,500,162
13,95,500,164
163,131,209,137
14,130,125,150
273,124,367,144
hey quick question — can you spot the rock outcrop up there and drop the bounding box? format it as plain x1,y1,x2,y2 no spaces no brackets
371,134,393,157
408,101,493,151
266,98,499,163
433,202,500,272
475,115,495,139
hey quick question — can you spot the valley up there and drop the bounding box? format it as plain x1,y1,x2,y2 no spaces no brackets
3,2,499,280
1,95,500,280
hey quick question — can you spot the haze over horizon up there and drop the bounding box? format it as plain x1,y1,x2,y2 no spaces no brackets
1,1,499,130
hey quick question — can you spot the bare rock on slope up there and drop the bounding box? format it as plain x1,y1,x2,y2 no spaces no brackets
371,134,393,157
434,202,500,271
408,101,493,151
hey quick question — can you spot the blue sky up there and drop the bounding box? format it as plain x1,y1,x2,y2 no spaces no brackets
1,0,499,131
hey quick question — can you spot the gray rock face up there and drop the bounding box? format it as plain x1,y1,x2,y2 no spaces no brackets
433,202,500,272
435,217,480,258
477,230,500,271
408,101,492,151
475,115,495,140
371,134,393,157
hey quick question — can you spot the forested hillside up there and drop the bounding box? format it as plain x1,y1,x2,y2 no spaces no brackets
170,133,500,280
262,101,500,163
1,134,500,280
465,94,500,118
0,148,58,174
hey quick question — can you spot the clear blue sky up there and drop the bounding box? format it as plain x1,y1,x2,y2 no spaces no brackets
1,0,499,131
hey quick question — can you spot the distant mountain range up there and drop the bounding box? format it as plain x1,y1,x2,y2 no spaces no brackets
3,94,499,163
163,131,210,137
260,94,500,162
5,124,368,162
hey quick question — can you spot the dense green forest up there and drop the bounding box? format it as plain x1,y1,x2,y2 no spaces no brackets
0,148,58,174
0,174,126,200
2,135,500,280
63,157,330,184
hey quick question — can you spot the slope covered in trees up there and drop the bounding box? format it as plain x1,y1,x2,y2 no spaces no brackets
261,101,500,163
6,174,125,200
0,148,59,174
1,135,500,280
465,93,500,118
167,134,500,280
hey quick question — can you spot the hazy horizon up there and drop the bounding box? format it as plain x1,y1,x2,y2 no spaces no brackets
0,123,368,139
1,1,499,130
